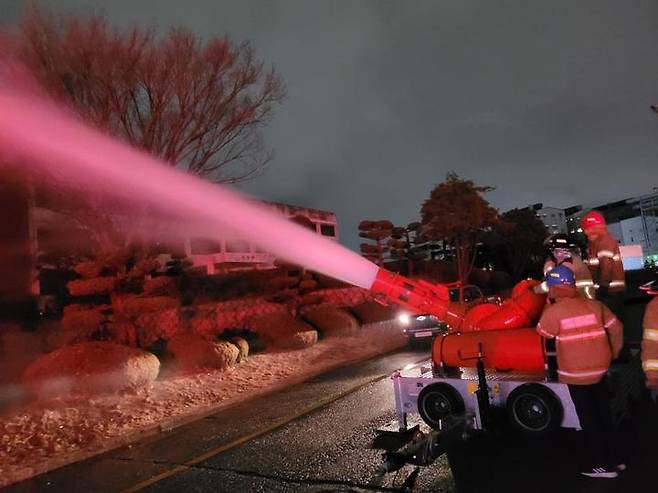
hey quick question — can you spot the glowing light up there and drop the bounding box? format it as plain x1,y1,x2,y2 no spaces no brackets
398,313,411,325
0,76,380,289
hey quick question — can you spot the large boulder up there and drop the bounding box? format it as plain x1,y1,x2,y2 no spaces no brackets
167,334,239,371
248,312,318,349
23,342,159,397
303,307,359,337
350,301,397,324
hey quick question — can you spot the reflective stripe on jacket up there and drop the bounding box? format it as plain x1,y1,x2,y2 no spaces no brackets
642,297,658,389
537,292,623,385
586,232,625,293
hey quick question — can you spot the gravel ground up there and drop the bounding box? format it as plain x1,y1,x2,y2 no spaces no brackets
0,322,406,487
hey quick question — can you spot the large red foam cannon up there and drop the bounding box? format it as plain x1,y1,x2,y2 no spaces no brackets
463,279,546,332
369,268,452,320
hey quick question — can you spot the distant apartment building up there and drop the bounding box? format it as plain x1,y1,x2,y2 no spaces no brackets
530,204,567,234
630,190,658,260
565,205,584,235
564,189,658,264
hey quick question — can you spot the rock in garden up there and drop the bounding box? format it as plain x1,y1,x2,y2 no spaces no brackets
304,307,359,336
230,336,249,362
167,334,239,371
23,342,160,398
350,301,397,324
280,330,318,349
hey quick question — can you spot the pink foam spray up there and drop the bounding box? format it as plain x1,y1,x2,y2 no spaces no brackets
0,81,379,289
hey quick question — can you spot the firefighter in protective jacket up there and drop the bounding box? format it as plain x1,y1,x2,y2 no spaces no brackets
580,210,625,314
537,233,595,298
536,265,623,478
641,281,658,390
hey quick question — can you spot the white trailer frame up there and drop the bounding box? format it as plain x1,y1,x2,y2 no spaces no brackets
391,362,581,432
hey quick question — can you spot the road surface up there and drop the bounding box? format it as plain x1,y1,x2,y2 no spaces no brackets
8,297,658,493
8,346,457,492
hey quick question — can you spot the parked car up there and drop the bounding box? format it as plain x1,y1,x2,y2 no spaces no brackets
398,285,496,345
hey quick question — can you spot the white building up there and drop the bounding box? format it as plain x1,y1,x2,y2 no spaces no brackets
183,202,339,274
608,216,658,253
534,206,568,234
31,199,339,275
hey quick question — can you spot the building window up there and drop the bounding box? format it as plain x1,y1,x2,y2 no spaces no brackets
320,224,336,237
226,240,251,253
190,238,221,255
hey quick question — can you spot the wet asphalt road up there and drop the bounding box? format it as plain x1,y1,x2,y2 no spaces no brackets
8,296,658,493
8,345,456,493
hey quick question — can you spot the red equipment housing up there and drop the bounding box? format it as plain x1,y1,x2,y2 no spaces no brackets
369,268,547,372
433,329,545,373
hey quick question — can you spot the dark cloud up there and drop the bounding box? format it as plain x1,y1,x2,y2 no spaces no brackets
2,0,658,248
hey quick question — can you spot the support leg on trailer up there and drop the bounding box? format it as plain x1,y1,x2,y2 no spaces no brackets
377,415,468,474
392,371,408,431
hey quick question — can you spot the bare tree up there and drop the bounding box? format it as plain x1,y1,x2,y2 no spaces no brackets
17,9,285,183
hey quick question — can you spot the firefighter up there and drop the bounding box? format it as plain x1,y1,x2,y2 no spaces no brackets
537,265,624,478
536,233,595,298
641,280,658,394
580,210,626,316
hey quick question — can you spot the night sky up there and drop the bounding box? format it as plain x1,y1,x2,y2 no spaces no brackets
3,0,658,249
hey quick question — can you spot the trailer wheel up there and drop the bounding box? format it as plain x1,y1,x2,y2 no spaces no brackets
417,383,465,428
506,384,563,435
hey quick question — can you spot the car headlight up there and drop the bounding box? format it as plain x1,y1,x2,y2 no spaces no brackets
398,313,411,325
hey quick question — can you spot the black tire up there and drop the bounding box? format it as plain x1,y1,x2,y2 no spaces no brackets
417,383,465,428
506,383,563,435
